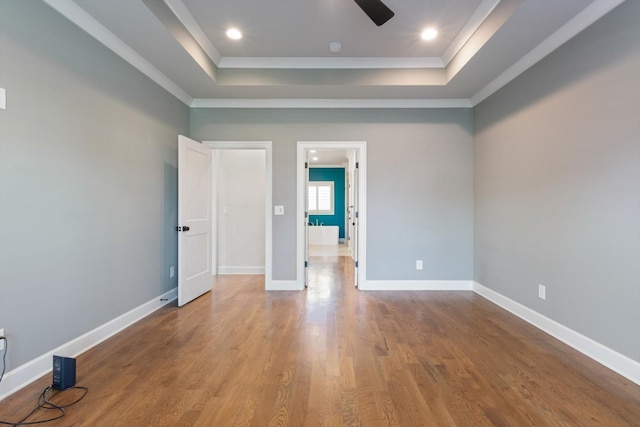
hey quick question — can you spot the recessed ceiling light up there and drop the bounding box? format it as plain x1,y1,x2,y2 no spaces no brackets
226,28,242,40
312,156,319,161
421,28,438,41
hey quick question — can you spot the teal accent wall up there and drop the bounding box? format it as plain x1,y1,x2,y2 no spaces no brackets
309,168,346,239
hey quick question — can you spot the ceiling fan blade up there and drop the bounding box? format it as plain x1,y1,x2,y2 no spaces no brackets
353,0,395,26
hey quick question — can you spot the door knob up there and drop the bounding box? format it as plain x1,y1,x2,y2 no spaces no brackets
183,226,190,231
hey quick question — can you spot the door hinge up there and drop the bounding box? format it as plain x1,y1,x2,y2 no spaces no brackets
355,261,359,268
355,211,359,219
355,162,359,169
305,211,308,218
305,261,308,268
305,162,308,169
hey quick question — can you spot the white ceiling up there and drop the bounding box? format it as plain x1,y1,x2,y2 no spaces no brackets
182,0,484,58
307,150,349,166
46,0,625,107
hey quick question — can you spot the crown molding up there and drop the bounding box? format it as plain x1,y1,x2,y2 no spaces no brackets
218,57,445,69
441,0,501,66
190,98,472,109
163,0,222,64
42,0,193,106
470,0,627,106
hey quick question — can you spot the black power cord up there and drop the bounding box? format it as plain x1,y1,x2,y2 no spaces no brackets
0,337,6,384
0,337,88,426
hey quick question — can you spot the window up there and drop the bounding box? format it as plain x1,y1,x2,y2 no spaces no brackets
308,181,334,215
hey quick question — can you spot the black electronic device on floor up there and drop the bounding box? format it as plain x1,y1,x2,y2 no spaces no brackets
52,355,76,390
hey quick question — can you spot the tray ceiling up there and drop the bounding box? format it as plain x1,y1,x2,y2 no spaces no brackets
41,0,626,107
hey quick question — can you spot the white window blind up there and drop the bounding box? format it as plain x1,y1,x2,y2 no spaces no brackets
307,181,334,215
308,186,317,211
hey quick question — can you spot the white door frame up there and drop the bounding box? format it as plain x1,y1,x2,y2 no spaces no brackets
203,141,273,290
296,141,367,289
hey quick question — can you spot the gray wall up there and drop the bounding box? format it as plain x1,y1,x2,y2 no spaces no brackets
190,108,474,281
0,0,189,369
474,0,640,361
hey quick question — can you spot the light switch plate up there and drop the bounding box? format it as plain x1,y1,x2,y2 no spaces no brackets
0,88,6,110
274,205,284,215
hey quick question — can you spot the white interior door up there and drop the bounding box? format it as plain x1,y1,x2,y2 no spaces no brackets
348,169,355,258
353,161,359,287
304,161,309,287
178,135,213,306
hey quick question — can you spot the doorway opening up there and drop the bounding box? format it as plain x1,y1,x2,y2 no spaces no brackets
296,141,367,290
203,141,273,290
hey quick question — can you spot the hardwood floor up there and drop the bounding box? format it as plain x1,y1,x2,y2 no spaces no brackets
1,256,639,426
309,243,351,257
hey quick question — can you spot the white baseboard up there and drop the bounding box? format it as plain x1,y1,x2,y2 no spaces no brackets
267,280,302,291
0,288,178,402
473,282,640,386
364,280,473,291
218,266,265,275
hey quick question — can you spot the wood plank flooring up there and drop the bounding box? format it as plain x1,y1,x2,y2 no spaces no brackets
309,244,351,257
1,256,639,426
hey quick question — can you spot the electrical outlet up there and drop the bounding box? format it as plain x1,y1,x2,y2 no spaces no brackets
0,328,5,351
170,266,175,278
538,284,546,300
416,260,423,270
